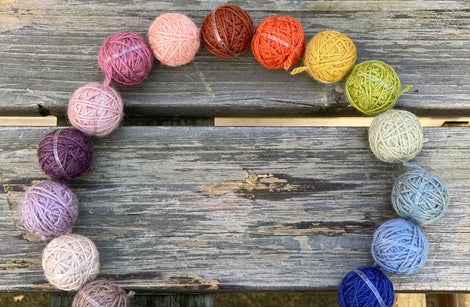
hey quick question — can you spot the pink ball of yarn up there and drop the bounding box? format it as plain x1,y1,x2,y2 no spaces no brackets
98,31,154,86
67,83,124,137
19,181,78,240
148,13,200,66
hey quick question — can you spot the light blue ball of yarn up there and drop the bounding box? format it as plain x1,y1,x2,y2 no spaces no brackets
371,219,428,275
392,163,449,225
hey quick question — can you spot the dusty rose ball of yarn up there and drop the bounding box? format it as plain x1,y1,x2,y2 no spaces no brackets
148,13,200,66
98,31,154,86
37,128,94,181
42,234,100,291
72,280,133,307
19,181,78,240
67,82,124,137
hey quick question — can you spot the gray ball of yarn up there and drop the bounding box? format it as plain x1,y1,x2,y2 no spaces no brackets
369,109,423,163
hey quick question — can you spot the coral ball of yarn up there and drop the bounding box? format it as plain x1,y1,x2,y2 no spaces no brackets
252,15,305,70
369,109,423,163
338,267,395,307
98,31,154,86
42,234,100,291
19,181,78,240
148,13,200,66
37,128,94,181
291,30,356,83
72,280,133,307
200,4,253,58
392,164,449,225
371,219,428,275
67,82,123,137
346,60,410,115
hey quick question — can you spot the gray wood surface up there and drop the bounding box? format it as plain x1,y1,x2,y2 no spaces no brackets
1,0,469,117
1,126,469,292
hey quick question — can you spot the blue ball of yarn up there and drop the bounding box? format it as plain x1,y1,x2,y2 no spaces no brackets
371,219,428,275
338,266,395,307
392,163,449,225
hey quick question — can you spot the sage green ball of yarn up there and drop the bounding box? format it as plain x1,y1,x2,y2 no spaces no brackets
369,109,423,163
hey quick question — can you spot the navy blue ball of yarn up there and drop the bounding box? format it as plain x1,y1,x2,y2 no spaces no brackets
338,266,395,307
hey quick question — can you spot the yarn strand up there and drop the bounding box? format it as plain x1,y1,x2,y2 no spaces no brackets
210,9,239,57
353,269,387,307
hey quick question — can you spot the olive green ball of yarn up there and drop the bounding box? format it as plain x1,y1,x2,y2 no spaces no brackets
369,109,423,163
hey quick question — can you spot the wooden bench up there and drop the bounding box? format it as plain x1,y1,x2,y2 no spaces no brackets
1,1,470,306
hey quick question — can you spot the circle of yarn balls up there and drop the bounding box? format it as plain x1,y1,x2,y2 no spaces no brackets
369,109,423,163
98,31,154,86
67,82,123,137
200,4,254,59
72,280,132,307
148,13,200,66
371,218,428,275
251,15,306,70
19,181,78,240
338,267,395,307
42,234,100,291
346,60,403,115
37,128,94,181
392,165,449,225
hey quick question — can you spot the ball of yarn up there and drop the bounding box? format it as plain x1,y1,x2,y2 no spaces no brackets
371,219,428,275
392,164,449,225
200,4,253,58
67,82,123,137
345,60,412,115
369,109,423,163
98,31,154,86
251,15,305,70
42,234,100,291
148,13,200,66
19,181,78,240
291,30,356,83
72,280,133,307
338,266,395,307
37,128,94,180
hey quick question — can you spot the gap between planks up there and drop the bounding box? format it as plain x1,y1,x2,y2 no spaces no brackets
0,116,57,127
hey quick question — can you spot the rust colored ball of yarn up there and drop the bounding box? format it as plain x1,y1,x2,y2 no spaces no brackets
251,15,305,70
200,4,254,58
72,280,133,307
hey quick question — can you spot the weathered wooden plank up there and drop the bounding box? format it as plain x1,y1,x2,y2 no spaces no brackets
0,1,469,117
0,126,469,292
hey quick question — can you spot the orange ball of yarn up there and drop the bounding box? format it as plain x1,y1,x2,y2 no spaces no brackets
251,15,305,70
200,4,254,58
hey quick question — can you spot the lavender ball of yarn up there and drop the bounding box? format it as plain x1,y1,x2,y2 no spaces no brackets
72,280,133,307
19,181,78,240
392,164,449,225
371,219,428,275
38,128,94,181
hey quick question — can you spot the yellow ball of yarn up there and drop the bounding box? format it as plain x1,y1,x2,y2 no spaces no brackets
291,30,356,83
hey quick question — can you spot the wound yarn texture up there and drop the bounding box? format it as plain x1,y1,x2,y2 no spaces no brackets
72,279,133,307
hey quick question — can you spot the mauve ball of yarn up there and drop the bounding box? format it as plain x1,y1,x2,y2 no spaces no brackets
148,13,200,66
98,31,154,86
42,234,100,291
392,164,449,225
67,82,123,137
72,280,133,307
371,219,428,275
19,181,78,240
37,128,94,181
200,4,254,58
252,15,305,70
338,267,395,307
369,109,423,163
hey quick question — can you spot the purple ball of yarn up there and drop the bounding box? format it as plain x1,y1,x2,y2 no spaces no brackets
19,181,79,240
38,128,94,181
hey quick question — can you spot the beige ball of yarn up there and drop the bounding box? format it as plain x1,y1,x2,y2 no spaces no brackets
42,234,100,291
369,109,423,163
72,280,133,307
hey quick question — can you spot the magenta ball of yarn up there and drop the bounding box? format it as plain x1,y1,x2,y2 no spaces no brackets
19,181,78,240
98,31,154,86
38,128,94,181
148,13,200,66
67,82,124,137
